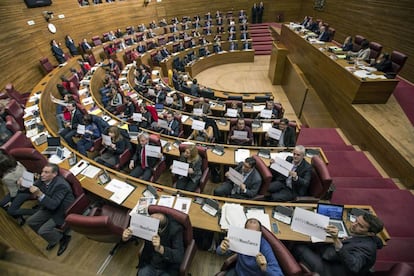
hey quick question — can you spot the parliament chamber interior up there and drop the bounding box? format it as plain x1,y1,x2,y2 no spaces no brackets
0,0,413,275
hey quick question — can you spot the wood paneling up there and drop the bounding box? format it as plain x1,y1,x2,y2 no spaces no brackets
298,0,414,82
0,0,302,92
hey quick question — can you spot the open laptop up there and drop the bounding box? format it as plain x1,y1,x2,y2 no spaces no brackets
155,103,164,112
128,124,140,139
42,137,61,154
317,203,349,238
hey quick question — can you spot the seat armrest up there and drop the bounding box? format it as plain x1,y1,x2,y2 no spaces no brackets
252,194,266,201
151,158,166,182
220,254,238,272
293,196,321,203
180,239,197,276
65,193,90,216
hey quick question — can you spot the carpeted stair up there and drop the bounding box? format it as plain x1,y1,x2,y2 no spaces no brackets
249,23,279,55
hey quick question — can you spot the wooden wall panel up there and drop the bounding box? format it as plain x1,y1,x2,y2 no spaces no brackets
298,0,414,82
0,0,301,92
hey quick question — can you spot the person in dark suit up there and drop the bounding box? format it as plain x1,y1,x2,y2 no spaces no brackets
214,157,262,199
51,40,66,64
122,212,184,275
173,145,202,192
59,101,84,148
317,26,330,42
160,46,170,58
80,38,92,52
267,145,312,201
294,213,384,276
341,36,353,51
27,163,74,255
136,42,147,54
119,96,136,120
251,3,258,24
265,118,296,147
373,53,392,73
160,111,180,137
65,35,79,56
258,2,264,23
229,118,253,146
129,132,161,181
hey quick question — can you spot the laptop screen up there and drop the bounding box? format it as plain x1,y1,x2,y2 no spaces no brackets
155,103,164,111
128,124,139,133
47,137,61,146
317,204,344,220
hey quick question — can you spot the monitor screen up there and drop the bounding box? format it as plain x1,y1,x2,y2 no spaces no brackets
317,204,344,220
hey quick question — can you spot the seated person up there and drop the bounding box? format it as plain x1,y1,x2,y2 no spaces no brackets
172,145,202,192
157,111,180,137
225,102,242,118
168,93,183,111
229,118,253,146
214,157,262,199
190,79,200,97
59,101,84,149
105,87,123,114
372,53,392,73
160,46,170,58
267,145,312,201
188,116,213,142
129,132,161,181
349,39,371,62
256,101,279,119
294,213,384,276
341,36,353,51
136,42,147,54
264,118,296,147
0,152,35,225
118,96,136,120
136,104,154,129
317,26,330,42
76,114,101,156
122,211,184,275
95,126,130,168
217,218,284,275
193,97,212,115
0,116,13,146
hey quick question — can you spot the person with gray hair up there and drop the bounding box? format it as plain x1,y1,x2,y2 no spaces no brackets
267,145,312,201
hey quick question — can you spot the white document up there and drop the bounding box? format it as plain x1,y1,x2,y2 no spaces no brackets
233,130,248,140
77,124,86,135
253,105,265,112
105,179,128,192
193,108,203,116
145,144,161,158
69,160,89,176
81,165,102,178
228,167,244,186
102,134,112,146
108,119,117,126
262,122,272,132
132,113,142,122
184,96,191,103
246,209,271,231
270,157,294,177
158,119,169,129
157,195,175,208
105,179,135,204
21,171,34,188
271,151,293,161
191,119,205,131
81,97,94,106
226,108,238,117
220,203,246,230
164,96,173,104
228,225,261,257
172,160,189,177
260,109,272,119
130,197,156,215
130,213,160,241
181,115,189,123
268,127,282,140
235,149,251,163
291,207,330,241
173,196,192,214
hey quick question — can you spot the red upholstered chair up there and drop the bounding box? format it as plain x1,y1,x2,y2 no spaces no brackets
124,49,133,64
148,134,167,183
373,263,414,276
5,83,30,106
158,36,166,46
173,144,210,193
390,50,408,74
327,27,335,42
353,35,365,52
273,102,285,119
68,74,80,89
5,99,24,129
5,115,21,133
39,57,56,74
114,148,133,170
369,42,383,60
8,148,48,174
87,54,97,66
0,131,33,154
91,36,102,46
147,205,197,276
216,225,303,276
135,32,144,42
151,51,160,66
251,155,273,200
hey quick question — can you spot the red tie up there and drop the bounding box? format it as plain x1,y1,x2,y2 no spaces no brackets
141,147,146,169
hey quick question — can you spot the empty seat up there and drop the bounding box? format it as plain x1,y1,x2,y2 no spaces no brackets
390,50,408,74
4,83,30,106
91,36,102,46
39,57,55,74
369,41,383,60
353,35,365,52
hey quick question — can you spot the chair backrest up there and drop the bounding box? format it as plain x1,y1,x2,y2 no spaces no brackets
252,155,272,196
261,226,303,275
308,156,332,199
5,83,29,105
9,148,48,174
229,118,252,128
5,99,24,129
225,100,242,108
369,41,383,60
92,36,102,46
39,57,54,73
273,103,285,119
0,131,33,154
353,35,365,52
87,54,97,66
148,205,193,247
59,168,84,198
391,50,408,74
5,115,21,133
328,27,335,42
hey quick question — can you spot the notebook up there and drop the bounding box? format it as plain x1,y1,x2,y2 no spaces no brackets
42,137,61,154
316,203,349,238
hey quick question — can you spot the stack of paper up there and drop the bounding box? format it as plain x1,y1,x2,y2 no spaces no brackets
245,208,271,230
220,203,246,230
157,195,175,207
235,149,251,163
105,179,135,204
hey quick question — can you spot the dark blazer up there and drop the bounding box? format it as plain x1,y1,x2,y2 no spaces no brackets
163,119,180,137
318,31,330,42
229,125,253,146
80,42,92,52
69,109,84,130
35,176,75,225
269,126,296,147
271,156,312,197
132,143,160,169
65,38,79,56
136,45,147,53
51,45,65,64
178,153,202,185
230,162,263,198
123,102,136,118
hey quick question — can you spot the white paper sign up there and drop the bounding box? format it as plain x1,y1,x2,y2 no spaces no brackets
191,119,206,131
235,149,251,163
130,213,160,241
145,145,161,158
132,113,142,122
193,108,203,116
233,130,248,140
172,160,190,177
102,134,112,146
165,96,173,104
260,109,272,119
228,167,244,186
21,171,34,188
77,124,86,135
173,196,192,214
291,207,329,241
270,157,294,177
228,225,261,256
226,108,238,117
268,127,282,140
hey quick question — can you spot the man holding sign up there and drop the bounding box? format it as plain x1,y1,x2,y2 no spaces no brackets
122,212,184,276
216,218,283,275
264,118,296,147
268,145,312,201
229,118,253,146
